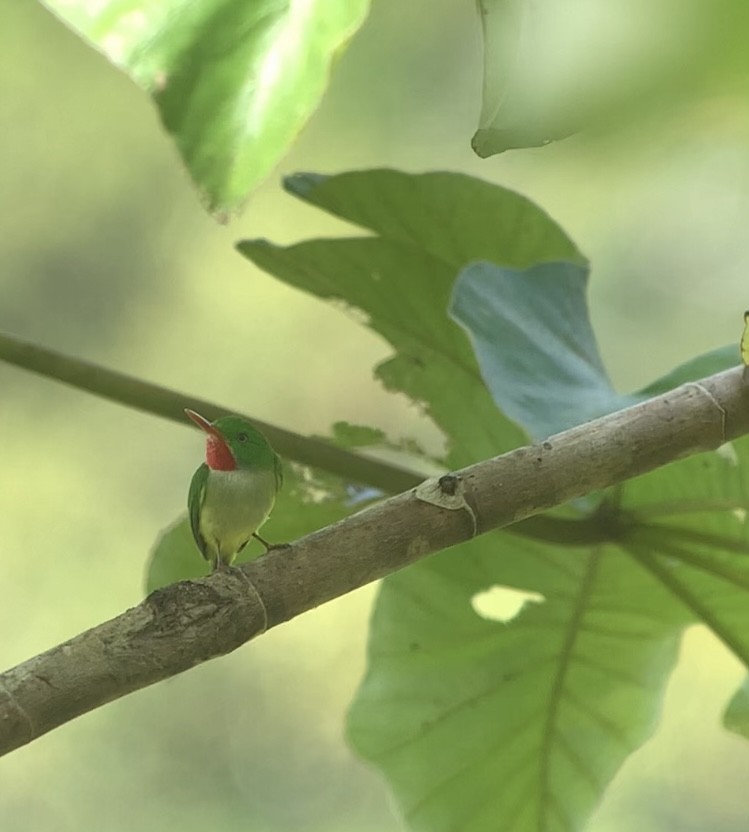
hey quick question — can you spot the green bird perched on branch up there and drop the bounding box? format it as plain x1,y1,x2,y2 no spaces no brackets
185,408,284,572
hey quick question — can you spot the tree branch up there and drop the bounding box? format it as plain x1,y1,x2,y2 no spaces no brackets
1,367,748,757
0,329,423,492
0,329,605,544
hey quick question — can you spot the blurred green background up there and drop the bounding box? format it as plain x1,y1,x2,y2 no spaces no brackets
2,1,749,830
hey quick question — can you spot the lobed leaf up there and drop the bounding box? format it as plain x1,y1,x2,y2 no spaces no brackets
240,169,584,466
234,168,749,831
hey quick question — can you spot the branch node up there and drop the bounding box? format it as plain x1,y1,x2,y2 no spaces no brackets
0,678,36,743
236,571,269,633
415,475,478,537
689,382,727,443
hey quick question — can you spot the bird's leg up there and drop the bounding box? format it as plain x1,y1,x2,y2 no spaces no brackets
252,532,291,552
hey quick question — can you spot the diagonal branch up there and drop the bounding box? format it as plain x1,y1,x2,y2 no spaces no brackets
0,329,604,544
0,329,423,493
1,367,748,757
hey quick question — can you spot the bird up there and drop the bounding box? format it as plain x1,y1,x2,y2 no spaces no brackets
185,408,283,572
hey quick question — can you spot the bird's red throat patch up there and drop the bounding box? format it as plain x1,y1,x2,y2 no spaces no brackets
205,435,236,471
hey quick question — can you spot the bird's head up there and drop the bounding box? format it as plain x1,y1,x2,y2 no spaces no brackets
185,409,273,471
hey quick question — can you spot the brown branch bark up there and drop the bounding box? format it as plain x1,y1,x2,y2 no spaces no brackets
1,367,748,757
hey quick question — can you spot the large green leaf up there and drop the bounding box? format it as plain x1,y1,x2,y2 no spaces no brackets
450,261,632,440
42,0,369,214
234,169,749,831
348,541,683,832
347,440,749,832
239,170,584,466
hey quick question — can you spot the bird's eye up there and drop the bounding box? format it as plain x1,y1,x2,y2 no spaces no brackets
237,432,248,443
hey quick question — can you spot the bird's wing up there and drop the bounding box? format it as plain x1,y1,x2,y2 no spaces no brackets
188,463,210,560
274,453,284,493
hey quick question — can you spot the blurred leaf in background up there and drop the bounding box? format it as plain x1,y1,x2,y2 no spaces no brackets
474,0,749,156
239,172,747,830
42,0,370,214
240,169,581,465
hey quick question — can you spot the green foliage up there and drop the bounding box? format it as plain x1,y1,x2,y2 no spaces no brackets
329,422,430,462
348,538,686,832
348,439,749,832
474,0,749,156
450,261,633,440
240,170,583,467
725,677,749,740
42,0,369,214
330,422,389,448
233,170,747,832
474,0,577,154
13,3,749,830
153,168,588,589
638,345,741,396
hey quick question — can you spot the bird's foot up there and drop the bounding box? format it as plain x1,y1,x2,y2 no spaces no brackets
266,542,292,552
252,532,291,553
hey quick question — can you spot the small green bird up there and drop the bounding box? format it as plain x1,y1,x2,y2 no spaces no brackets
185,408,283,572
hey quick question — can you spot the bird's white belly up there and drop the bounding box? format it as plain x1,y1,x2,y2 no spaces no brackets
199,468,277,562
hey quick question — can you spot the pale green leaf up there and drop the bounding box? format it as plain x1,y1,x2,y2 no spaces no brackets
348,438,749,832
43,0,369,213
239,169,584,466
230,169,749,831
473,0,576,155
473,0,749,157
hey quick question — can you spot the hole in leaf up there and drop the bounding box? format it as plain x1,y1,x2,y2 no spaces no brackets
716,442,738,466
471,585,545,623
